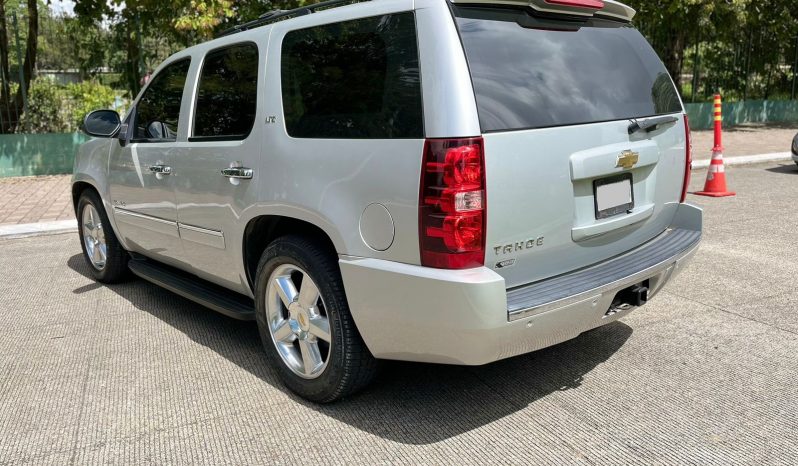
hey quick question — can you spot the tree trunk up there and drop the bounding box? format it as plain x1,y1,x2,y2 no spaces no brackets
14,0,38,125
0,0,38,133
0,0,12,132
661,30,686,95
123,14,141,98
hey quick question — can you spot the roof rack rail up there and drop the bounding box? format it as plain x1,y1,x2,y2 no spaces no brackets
218,0,371,38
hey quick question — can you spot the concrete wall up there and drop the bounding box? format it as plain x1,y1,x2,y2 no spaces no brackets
685,100,798,130
0,133,88,178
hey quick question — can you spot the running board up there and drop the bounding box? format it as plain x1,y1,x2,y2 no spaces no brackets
128,258,256,321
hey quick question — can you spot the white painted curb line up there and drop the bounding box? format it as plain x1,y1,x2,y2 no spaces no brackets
0,219,77,239
693,152,793,169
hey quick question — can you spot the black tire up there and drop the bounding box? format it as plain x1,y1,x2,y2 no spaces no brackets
76,189,129,283
254,235,378,402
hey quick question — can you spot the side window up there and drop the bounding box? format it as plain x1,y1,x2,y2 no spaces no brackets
281,12,423,139
133,59,191,142
192,43,259,140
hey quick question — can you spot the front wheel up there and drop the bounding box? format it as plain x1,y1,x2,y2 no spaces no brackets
77,190,129,283
254,235,377,402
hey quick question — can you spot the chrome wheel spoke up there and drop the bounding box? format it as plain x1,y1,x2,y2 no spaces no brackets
274,275,298,308
82,205,107,271
266,263,330,380
298,274,320,309
299,339,323,376
308,316,331,342
97,244,107,263
272,320,295,343
82,223,93,240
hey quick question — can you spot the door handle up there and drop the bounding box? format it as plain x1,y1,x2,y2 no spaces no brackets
148,164,172,175
221,167,254,179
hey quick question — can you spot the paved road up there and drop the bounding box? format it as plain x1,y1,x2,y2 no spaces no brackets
1,163,797,465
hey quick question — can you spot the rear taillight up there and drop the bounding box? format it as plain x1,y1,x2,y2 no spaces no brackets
681,114,692,203
419,138,486,269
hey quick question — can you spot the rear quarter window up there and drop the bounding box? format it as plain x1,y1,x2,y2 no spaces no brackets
192,43,259,140
280,13,423,139
454,7,682,132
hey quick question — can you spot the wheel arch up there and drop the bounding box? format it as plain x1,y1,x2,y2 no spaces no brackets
71,179,100,214
242,215,341,292
71,174,129,251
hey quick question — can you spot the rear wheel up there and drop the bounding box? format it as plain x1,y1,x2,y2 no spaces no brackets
77,190,129,283
254,235,377,402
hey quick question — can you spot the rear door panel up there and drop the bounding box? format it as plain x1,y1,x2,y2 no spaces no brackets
452,6,688,287
483,117,686,287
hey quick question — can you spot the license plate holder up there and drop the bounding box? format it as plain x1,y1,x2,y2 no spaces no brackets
594,173,634,220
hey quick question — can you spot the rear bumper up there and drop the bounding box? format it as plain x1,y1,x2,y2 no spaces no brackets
341,203,702,365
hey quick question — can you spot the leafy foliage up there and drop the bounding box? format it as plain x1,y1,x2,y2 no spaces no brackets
19,78,121,133
18,78,70,133
629,0,798,101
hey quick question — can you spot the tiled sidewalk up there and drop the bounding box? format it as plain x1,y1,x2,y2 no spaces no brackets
0,175,73,225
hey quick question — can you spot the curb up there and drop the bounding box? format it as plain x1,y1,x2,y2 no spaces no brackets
693,152,793,169
0,220,77,239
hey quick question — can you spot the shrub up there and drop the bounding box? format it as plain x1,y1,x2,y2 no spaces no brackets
65,81,120,130
18,78,71,133
17,78,125,133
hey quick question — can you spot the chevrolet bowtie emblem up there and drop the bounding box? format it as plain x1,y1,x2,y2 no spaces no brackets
616,150,640,170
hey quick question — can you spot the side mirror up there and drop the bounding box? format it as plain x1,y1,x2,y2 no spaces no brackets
83,110,121,138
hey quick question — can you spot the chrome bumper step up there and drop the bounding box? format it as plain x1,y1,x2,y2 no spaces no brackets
506,228,701,321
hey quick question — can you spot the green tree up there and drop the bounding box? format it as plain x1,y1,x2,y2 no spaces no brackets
0,0,39,132
629,0,748,89
74,0,242,97
73,0,310,97
629,0,798,100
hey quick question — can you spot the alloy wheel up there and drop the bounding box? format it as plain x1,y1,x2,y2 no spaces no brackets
266,264,332,379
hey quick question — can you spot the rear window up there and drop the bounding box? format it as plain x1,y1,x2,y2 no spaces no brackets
193,43,259,140
453,7,682,132
280,13,423,139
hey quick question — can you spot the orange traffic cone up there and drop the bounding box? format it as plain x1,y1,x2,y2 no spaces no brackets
695,94,736,198
695,151,736,197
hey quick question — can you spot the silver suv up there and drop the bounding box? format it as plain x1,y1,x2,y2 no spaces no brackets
74,0,702,402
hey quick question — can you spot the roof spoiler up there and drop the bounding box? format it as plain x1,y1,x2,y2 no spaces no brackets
449,0,636,22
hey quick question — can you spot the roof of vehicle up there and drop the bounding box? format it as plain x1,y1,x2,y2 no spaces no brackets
218,0,371,37
217,0,635,39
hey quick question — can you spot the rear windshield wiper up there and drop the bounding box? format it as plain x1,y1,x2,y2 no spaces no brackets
628,115,679,135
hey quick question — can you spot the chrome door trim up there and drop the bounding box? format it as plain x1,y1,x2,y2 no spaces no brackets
178,222,226,249
113,207,180,239
114,207,177,226
178,223,224,236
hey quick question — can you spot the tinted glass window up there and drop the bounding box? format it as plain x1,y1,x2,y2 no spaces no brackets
281,13,423,139
134,59,190,141
454,7,682,132
193,43,259,139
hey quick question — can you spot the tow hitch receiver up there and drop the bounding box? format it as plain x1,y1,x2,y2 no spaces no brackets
606,283,649,317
